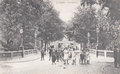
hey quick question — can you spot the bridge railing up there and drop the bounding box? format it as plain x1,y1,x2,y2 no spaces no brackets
90,49,114,58
0,49,38,61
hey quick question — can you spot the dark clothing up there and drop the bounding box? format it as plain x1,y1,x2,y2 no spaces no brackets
56,51,60,62
41,50,44,60
80,53,85,60
52,52,56,64
49,49,53,60
114,50,118,59
80,53,85,64
114,49,120,67
59,51,64,62
96,51,99,57
118,50,120,67
49,49,53,57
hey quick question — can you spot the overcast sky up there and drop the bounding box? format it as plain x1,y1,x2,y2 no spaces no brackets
50,0,81,23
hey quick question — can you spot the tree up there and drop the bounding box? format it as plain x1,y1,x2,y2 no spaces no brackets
81,0,96,7
81,0,120,21
0,0,64,51
69,7,97,49
80,0,120,49
37,2,64,51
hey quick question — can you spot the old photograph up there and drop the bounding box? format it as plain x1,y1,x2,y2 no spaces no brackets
0,0,120,74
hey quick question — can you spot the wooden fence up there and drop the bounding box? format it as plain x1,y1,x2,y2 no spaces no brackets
90,49,114,58
0,49,38,61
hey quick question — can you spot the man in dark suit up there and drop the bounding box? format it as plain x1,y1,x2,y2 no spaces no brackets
114,46,119,68
118,47,120,67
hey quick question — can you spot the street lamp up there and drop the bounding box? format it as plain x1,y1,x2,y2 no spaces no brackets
96,28,100,47
34,29,37,50
87,32,90,49
96,27,100,57
20,28,24,57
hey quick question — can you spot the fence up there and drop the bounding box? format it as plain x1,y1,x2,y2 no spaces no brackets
90,49,114,58
0,49,38,61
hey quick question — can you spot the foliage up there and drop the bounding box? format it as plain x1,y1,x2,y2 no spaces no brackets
37,1,64,43
81,0,120,21
80,0,120,49
70,7,97,43
0,0,64,51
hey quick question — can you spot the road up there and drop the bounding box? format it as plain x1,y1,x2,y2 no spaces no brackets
0,54,120,74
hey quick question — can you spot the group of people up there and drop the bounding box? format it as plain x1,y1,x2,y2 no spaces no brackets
63,49,77,65
40,44,120,68
80,49,90,64
114,46,120,68
40,45,91,65
49,46,64,64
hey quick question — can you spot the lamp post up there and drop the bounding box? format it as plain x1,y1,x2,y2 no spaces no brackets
20,28,24,57
96,28,100,48
96,27,100,57
34,29,37,50
87,32,90,49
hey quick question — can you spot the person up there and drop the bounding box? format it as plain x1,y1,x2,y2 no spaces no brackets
68,51,72,60
41,49,45,61
72,51,76,65
96,50,99,58
64,50,69,65
52,51,57,65
59,50,64,62
86,50,90,64
56,50,60,62
114,46,119,68
80,51,85,64
49,46,53,60
118,48,120,67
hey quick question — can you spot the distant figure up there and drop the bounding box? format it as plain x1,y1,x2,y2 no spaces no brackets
86,50,90,64
114,46,119,68
64,50,69,65
52,51,57,65
80,51,85,64
56,50,60,62
49,47,53,60
41,49,45,61
72,51,76,65
59,50,64,62
96,50,99,58
118,48,120,67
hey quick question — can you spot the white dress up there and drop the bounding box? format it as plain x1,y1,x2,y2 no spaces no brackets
64,50,69,60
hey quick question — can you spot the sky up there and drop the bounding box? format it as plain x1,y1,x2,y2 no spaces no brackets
0,0,80,23
50,0,81,23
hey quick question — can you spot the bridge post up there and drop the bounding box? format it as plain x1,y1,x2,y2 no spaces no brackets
104,51,107,58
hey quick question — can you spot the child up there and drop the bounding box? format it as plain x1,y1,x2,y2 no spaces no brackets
86,51,90,64
72,51,76,65
52,51,56,65
41,49,45,61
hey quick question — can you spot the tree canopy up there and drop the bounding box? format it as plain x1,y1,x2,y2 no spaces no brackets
69,8,97,43
69,0,120,49
0,0,64,51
